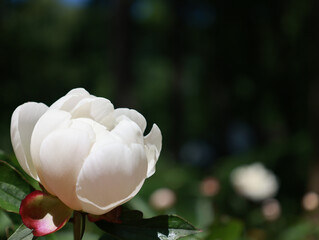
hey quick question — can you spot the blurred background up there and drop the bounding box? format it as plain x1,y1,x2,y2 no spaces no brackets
0,0,319,239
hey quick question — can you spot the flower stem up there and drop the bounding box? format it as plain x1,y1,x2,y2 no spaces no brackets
73,211,86,240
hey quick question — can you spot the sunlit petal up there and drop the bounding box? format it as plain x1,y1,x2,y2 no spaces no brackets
111,119,144,145
144,124,162,177
31,109,71,170
71,97,115,130
10,102,48,180
50,88,91,112
76,143,147,215
114,108,147,133
37,126,94,210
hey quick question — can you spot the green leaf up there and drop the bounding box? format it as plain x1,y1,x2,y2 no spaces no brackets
207,219,244,240
4,153,40,191
0,160,34,213
8,224,33,240
278,220,319,240
0,209,13,237
95,211,199,240
5,211,24,225
120,208,144,222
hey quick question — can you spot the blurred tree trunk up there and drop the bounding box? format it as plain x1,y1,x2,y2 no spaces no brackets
112,0,135,108
308,1,319,197
308,82,319,193
169,0,185,158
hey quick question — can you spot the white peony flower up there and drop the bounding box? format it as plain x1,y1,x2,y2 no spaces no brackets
230,163,278,201
11,88,162,215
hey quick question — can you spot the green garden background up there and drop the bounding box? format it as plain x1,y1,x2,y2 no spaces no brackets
0,0,318,239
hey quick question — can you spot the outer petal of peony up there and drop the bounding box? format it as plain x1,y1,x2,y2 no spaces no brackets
76,123,148,215
114,108,147,133
10,102,48,180
50,88,91,111
70,97,115,130
144,124,162,177
36,120,95,210
30,110,71,172
111,119,144,145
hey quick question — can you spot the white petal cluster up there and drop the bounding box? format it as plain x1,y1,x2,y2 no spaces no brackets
11,88,162,215
230,163,278,201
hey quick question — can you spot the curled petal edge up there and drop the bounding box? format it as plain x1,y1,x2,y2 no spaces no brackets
145,124,162,177
19,190,73,236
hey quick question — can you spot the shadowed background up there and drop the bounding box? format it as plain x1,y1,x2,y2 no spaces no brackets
0,0,318,239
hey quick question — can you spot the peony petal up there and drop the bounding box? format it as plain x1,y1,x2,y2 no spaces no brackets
66,88,90,96
76,142,147,215
73,118,108,142
145,124,162,153
20,190,73,237
111,119,144,145
71,97,115,130
50,88,91,112
10,102,48,180
144,124,162,177
114,108,147,133
50,96,89,112
31,109,71,171
37,125,94,210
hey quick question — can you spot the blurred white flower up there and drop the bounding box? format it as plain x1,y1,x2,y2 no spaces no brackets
230,163,278,201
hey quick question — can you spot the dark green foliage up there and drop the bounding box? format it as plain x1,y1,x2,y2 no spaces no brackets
0,160,34,213
96,210,199,240
0,0,317,239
